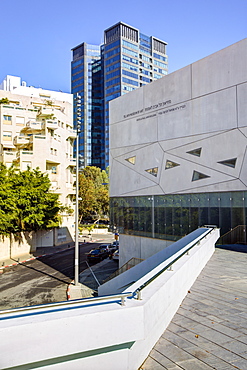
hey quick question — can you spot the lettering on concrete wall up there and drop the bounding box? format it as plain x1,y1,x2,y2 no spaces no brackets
136,104,186,122
123,100,172,119
158,104,186,116
123,100,186,121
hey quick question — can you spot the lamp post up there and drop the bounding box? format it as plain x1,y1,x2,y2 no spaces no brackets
74,93,81,286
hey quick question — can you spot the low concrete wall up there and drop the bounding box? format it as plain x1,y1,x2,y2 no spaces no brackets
0,231,36,260
0,227,74,260
80,228,110,235
119,234,174,267
0,228,219,370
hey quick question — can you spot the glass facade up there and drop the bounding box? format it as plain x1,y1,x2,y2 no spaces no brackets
71,43,101,167
110,191,247,242
71,22,168,170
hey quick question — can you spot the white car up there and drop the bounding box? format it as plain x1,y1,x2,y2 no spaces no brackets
112,249,119,261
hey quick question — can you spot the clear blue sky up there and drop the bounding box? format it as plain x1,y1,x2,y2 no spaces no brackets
0,0,246,93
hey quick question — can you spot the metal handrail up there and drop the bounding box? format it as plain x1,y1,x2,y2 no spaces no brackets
0,292,133,319
134,227,215,300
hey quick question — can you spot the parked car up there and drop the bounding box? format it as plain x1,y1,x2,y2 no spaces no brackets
87,247,109,262
111,241,119,248
98,243,112,251
112,249,119,261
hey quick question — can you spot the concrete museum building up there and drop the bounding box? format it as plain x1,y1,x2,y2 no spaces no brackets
109,38,247,266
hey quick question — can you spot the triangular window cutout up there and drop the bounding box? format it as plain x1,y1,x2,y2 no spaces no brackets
145,167,158,177
165,160,180,170
192,170,210,181
187,148,202,157
125,156,136,165
218,158,237,168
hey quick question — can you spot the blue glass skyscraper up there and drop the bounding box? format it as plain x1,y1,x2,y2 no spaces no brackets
71,22,168,169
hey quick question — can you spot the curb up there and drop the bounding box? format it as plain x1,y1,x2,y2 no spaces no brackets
0,247,74,272
67,280,74,300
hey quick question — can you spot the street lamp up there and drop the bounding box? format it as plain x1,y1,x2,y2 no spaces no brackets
74,93,81,286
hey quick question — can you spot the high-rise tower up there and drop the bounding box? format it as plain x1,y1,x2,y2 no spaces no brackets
71,22,168,169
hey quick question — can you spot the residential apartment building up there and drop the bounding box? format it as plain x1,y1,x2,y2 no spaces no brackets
0,75,76,242
71,21,168,169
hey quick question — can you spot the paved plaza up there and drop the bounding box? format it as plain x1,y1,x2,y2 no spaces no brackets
141,247,247,370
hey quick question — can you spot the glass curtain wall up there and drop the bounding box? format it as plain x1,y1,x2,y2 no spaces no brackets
110,191,247,241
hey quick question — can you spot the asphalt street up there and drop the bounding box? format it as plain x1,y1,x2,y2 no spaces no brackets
0,235,117,311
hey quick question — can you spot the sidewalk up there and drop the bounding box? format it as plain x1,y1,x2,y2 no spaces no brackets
67,258,119,300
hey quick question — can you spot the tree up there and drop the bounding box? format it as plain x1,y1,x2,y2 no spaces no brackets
78,166,109,223
0,164,61,235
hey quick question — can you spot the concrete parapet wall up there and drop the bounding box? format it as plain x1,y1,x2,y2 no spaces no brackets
0,227,219,369
119,234,174,267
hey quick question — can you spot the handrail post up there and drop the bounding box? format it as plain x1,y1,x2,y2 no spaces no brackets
137,290,142,300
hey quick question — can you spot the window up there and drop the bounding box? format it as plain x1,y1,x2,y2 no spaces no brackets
125,156,136,165
145,167,158,177
51,165,57,174
106,70,120,80
16,116,25,126
105,40,120,52
187,148,202,157
105,55,120,66
122,77,139,86
153,53,167,62
106,77,120,88
165,160,180,169
106,85,120,95
122,55,138,65
122,47,138,58
154,60,167,69
3,115,12,124
106,62,120,73
105,47,120,59
122,70,138,79
122,62,138,72
142,76,152,83
47,163,58,174
218,158,237,168
3,131,12,141
192,171,210,181
122,40,139,50
123,85,136,92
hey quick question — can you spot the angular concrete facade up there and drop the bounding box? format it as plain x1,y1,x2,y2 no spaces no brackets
109,38,247,265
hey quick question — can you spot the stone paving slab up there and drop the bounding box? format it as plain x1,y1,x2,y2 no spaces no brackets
140,248,247,369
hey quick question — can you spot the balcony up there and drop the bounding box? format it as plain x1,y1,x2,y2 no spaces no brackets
16,150,33,159
13,135,30,147
1,151,16,163
29,135,46,143
68,158,76,166
67,129,77,139
23,121,42,132
37,106,55,118
46,120,58,130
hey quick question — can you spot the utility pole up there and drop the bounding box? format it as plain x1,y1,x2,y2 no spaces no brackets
74,93,81,286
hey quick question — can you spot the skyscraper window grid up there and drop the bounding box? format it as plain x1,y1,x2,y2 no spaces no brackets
71,22,168,169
